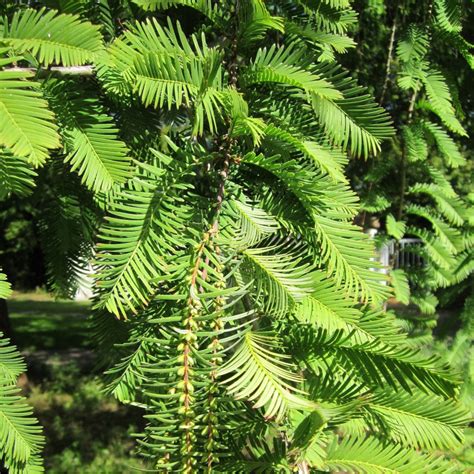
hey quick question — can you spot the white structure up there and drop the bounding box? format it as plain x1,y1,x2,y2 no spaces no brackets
74,262,94,301
379,238,424,270
366,228,423,285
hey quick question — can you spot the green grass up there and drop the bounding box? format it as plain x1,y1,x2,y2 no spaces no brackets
8,292,148,473
9,295,90,350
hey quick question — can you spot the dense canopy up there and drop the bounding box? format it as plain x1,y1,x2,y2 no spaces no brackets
0,1,472,473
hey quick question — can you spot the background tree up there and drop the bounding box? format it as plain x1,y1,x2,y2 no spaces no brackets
347,0,473,316
0,1,471,472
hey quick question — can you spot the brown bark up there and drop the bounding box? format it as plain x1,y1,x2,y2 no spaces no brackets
0,299,13,341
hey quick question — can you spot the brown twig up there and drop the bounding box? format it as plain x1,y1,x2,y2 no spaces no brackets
6,65,94,76
379,11,398,106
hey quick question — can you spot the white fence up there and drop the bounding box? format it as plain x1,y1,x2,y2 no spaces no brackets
379,238,424,270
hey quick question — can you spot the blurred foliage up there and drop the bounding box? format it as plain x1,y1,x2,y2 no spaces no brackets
433,291,474,470
391,287,473,470
9,294,147,472
26,361,147,473
0,197,45,290
347,0,473,314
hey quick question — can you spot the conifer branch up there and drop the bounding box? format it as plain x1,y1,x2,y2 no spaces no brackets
6,66,94,76
1,1,469,471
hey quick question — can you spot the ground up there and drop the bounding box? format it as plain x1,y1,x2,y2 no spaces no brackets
9,292,147,474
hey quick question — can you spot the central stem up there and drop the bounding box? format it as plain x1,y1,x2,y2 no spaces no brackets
181,4,241,470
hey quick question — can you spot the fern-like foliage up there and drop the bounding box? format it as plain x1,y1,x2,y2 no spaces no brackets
218,332,316,421
0,149,36,199
310,63,394,157
366,390,469,450
0,55,59,166
0,1,470,472
324,435,449,474
0,272,11,300
94,153,193,317
0,274,44,473
0,8,104,66
37,169,99,298
131,0,219,22
391,269,410,305
0,384,44,474
240,241,317,317
45,79,131,193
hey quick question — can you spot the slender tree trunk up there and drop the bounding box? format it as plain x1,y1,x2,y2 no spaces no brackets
0,299,13,341
379,10,398,106
397,90,418,222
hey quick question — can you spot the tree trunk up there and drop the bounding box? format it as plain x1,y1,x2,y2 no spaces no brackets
0,299,13,341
